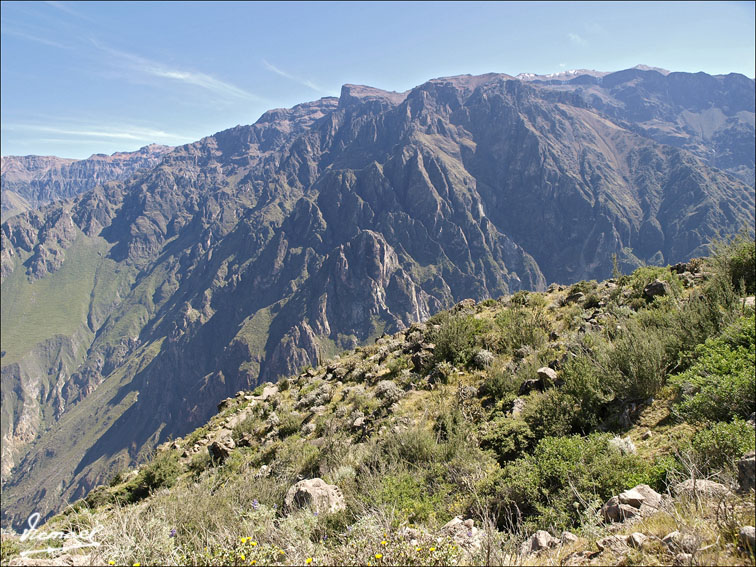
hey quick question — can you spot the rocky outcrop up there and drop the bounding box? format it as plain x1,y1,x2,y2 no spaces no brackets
601,484,662,522
284,478,345,515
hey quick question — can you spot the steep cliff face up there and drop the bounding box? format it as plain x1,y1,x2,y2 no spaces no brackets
0,144,172,220
1,69,754,527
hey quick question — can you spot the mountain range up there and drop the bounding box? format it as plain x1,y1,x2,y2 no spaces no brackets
1,66,754,528
0,144,172,222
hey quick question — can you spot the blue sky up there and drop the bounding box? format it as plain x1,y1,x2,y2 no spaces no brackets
1,1,754,158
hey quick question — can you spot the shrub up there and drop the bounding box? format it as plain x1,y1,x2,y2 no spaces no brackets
481,418,535,465
429,313,481,366
494,305,549,355
494,433,670,531
710,233,756,294
377,472,445,525
671,314,755,423
691,419,756,474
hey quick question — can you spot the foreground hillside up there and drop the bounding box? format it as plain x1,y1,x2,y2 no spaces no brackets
3,237,753,566
1,68,754,527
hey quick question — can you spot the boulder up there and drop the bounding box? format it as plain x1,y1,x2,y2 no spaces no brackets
561,531,579,545
536,367,558,386
510,398,526,418
737,451,755,493
739,526,755,554
564,291,585,304
596,535,629,553
284,478,345,515
601,496,641,522
628,532,649,549
440,516,483,553
520,530,559,556
662,531,698,554
411,350,433,372
673,478,731,499
643,279,671,298
618,487,647,508
208,438,235,462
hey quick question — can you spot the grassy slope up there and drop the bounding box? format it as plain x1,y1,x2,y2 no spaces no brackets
2,240,752,567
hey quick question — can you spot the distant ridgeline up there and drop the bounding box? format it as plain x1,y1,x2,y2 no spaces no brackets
1,67,754,528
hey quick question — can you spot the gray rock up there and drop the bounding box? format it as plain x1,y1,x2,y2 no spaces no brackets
561,531,579,544
284,478,345,515
520,530,560,556
740,526,755,554
440,516,483,553
564,291,585,304
642,430,653,440
673,478,731,499
618,487,646,508
628,532,648,549
596,535,629,552
536,366,558,385
511,397,526,418
663,531,698,553
644,279,671,298
208,438,235,462
601,495,642,522
737,451,755,493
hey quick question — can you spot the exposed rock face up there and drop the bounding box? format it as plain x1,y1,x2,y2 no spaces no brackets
673,479,731,498
2,69,754,528
520,530,560,556
1,144,171,220
602,484,662,522
737,451,755,493
284,478,345,515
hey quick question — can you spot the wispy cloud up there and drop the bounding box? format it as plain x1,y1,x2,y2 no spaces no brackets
568,32,587,46
1,26,70,49
92,41,262,101
44,1,95,22
3,123,194,144
262,59,324,93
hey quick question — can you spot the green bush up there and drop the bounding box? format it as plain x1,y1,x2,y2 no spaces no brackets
494,433,670,531
710,233,756,294
671,314,755,423
494,305,549,355
481,418,535,465
691,419,756,474
378,472,444,525
429,313,482,366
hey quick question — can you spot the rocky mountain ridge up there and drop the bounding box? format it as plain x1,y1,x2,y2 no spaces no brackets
0,144,172,221
1,68,754,527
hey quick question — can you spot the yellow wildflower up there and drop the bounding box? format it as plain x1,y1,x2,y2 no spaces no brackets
279,549,286,555
380,540,387,546
416,547,422,552
250,561,256,566
240,554,246,561
430,547,436,552
375,553,383,559
108,562,115,566
251,541,257,546
306,558,313,564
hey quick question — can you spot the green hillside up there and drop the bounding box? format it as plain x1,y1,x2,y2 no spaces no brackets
3,236,753,566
